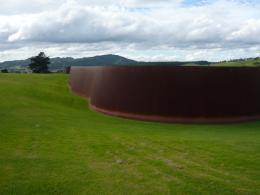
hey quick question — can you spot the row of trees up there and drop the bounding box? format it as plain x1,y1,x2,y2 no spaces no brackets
216,57,260,64
1,69,8,73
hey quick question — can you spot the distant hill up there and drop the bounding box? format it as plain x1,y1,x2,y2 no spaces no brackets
0,54,213,73
137,61,211,66
0,54,138,72
3,54,259,73
0,59,31,71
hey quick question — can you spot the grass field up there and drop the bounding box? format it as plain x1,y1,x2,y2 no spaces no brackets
213,58,260,67
0,73,259,194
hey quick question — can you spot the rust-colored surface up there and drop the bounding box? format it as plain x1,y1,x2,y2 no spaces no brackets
69,66,260,123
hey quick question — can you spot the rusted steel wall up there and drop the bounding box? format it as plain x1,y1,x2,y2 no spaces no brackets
69,66,260,123
69,67,96,98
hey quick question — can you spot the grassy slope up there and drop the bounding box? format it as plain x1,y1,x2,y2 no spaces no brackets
213,58,260,67
0,74,259,194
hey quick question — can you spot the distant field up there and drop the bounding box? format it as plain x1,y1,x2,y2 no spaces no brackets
0,74,259,194
213,58,260,67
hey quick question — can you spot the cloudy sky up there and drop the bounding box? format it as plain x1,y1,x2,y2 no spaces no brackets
0,0,260,62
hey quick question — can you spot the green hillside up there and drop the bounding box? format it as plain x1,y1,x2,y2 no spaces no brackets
0,74,259,194
213,57,260,67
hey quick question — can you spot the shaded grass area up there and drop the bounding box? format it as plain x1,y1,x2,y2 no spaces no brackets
0,73,259,194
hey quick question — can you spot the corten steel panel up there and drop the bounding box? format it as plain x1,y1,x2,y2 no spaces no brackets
69,66,260,123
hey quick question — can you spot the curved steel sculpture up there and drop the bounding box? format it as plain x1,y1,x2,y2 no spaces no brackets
69,66,260,123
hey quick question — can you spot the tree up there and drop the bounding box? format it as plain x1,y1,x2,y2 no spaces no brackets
1,69,8,73
29,52,50,73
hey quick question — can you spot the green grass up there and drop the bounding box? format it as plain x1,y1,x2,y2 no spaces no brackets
0,74,259,194
213,58,260,67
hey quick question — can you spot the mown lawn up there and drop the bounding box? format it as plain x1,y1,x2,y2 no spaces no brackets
0,73,259,194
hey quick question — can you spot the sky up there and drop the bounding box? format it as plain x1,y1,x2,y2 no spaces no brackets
0,0,260,62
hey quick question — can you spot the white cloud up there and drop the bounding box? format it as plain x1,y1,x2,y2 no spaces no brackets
0,0,260,61
227,19,260,43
